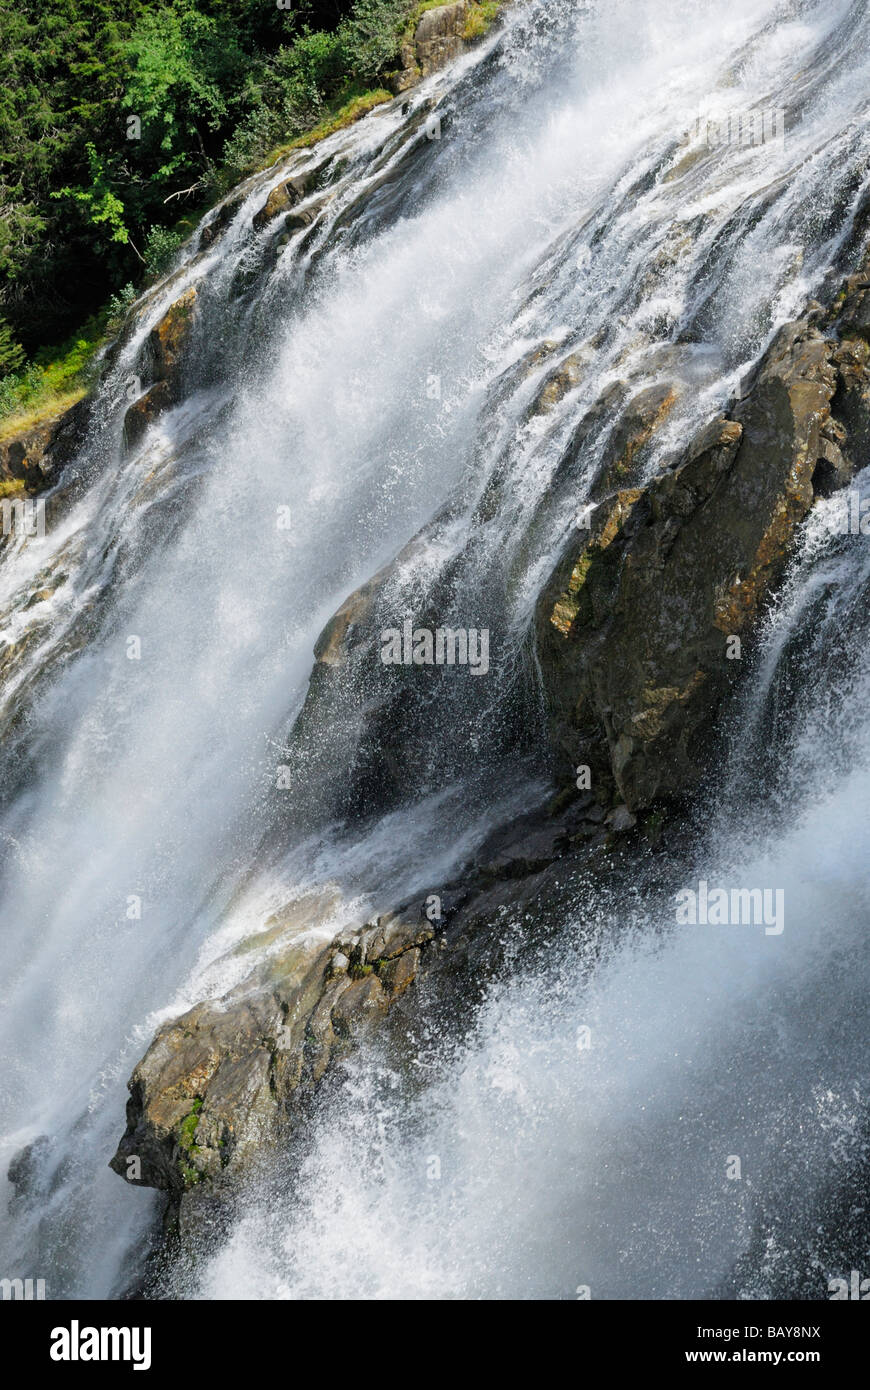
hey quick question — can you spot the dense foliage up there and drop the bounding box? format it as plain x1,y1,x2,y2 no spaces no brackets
0,0,416,378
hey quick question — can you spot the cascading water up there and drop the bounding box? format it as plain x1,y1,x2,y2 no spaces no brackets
2,0,870,1300
187,482,870,1300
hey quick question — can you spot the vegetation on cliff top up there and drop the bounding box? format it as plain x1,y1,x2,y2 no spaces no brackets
1,0,503,429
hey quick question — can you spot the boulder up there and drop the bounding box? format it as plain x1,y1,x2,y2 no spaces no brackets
147,286,197,389
252,176,307,233
122,380,173,449
591,380,679,495
390,42,421,94
109,903,434,1198
526,350,589,418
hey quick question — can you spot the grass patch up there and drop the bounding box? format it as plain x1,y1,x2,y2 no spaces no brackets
292,86,395,148
178,1098,203,1154
463,0,501,41
0,388,87,444
0,309,108,435
403,0,503,45
260,86,394,169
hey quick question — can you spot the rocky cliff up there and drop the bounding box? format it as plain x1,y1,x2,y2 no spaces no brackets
99,211,870,1240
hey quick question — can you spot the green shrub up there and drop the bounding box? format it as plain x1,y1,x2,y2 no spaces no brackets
338,0,414,80
144,225,186,277
105,283,138,331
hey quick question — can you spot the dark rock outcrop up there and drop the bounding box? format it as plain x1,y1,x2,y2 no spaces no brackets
110,898,436,1199
199,195,243,249
107,787,634,1233
536,284,870,810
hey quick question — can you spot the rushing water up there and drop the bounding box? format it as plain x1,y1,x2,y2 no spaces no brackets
2,0,870,1299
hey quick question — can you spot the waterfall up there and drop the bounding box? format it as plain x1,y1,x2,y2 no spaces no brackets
2,0,870,1299
186,483,870,1299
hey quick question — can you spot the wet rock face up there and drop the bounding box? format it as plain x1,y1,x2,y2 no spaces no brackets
251,176,307,233
199,195,243,249
536,291,870,812
281,528,457,825
122,380,174,448
147,286,198,389
123,287,198,447
105,789,626,1231
109,906,434,1198
591,381,679,496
